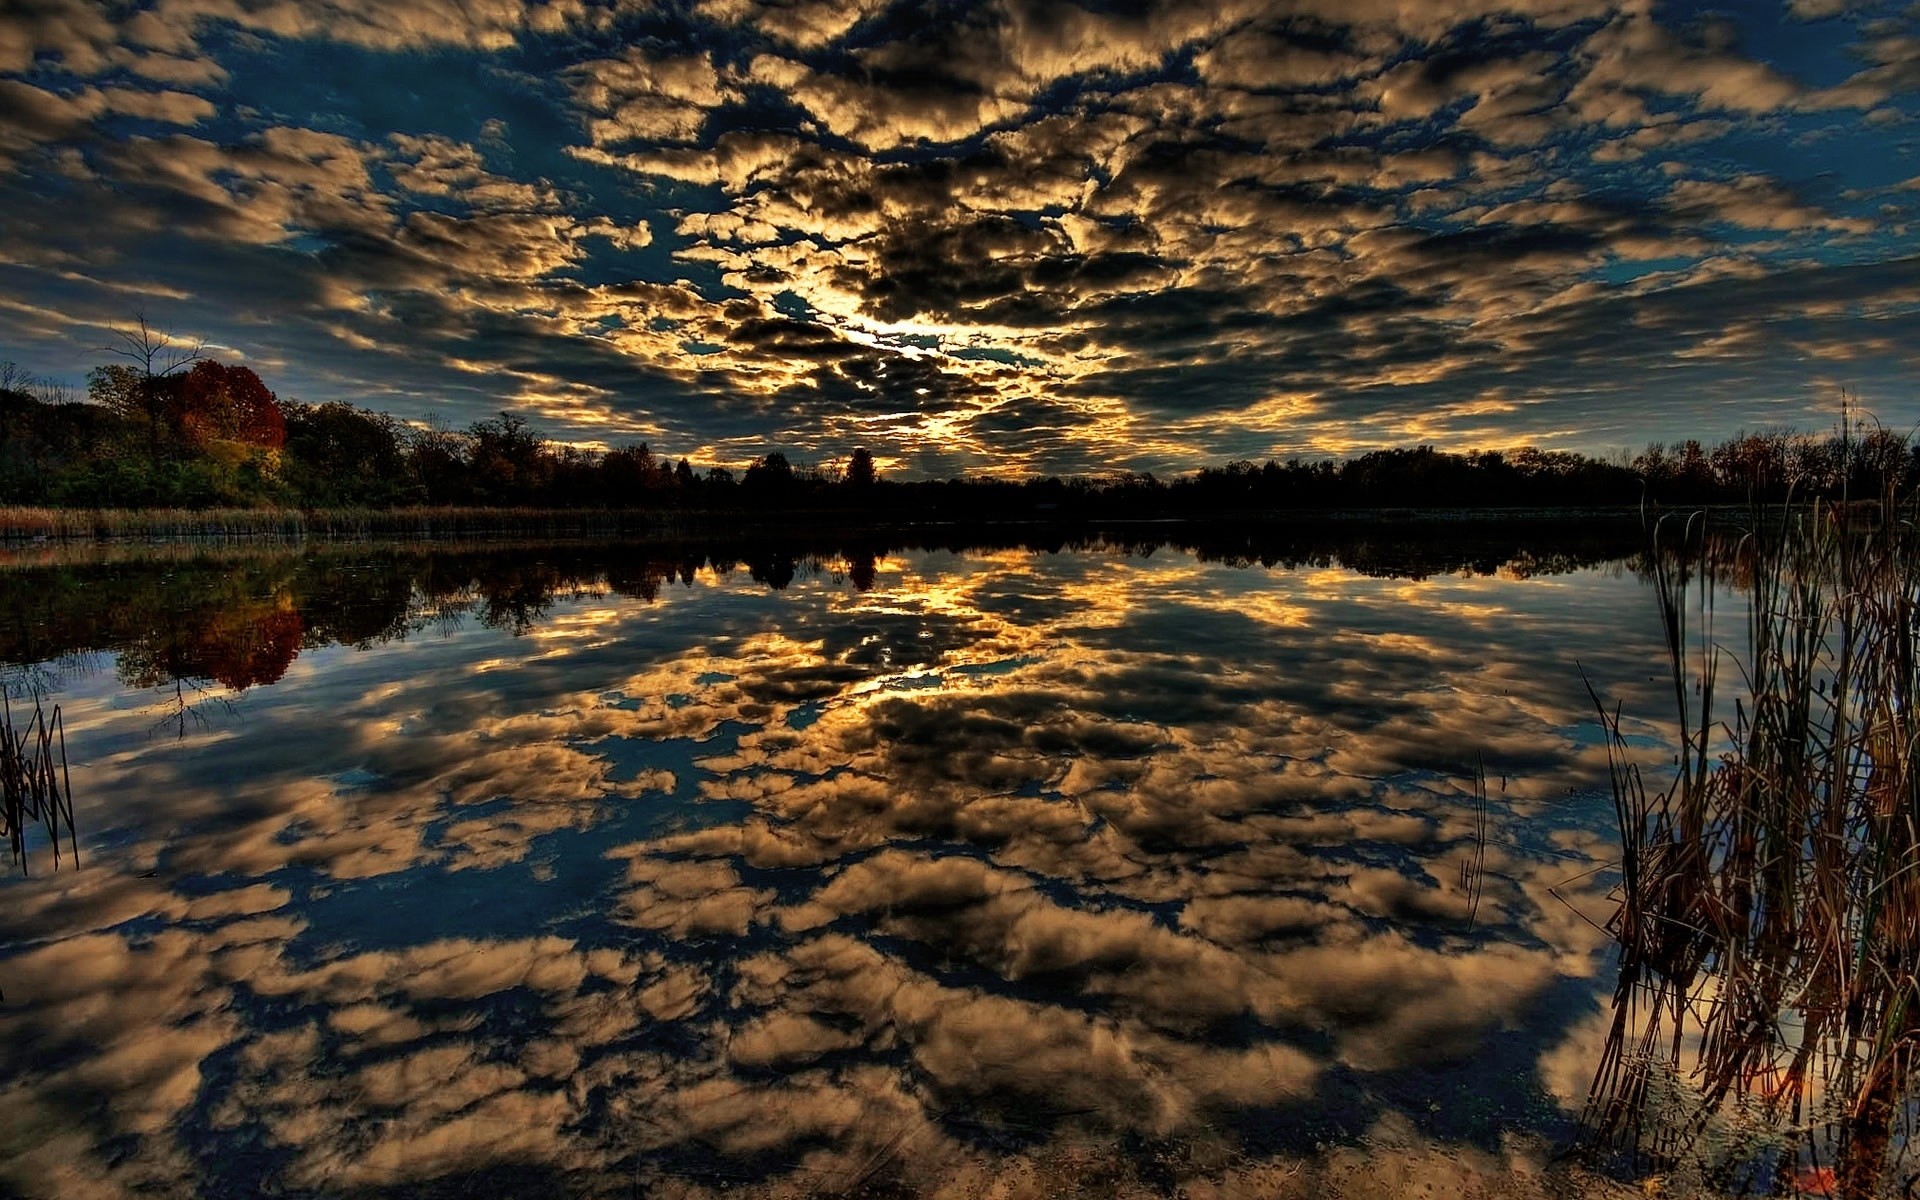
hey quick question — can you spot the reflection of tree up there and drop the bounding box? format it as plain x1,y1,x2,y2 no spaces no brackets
104,587,300,735
0,526,1659,693
205,601,303,689
474,562,575,636
749,550,797,591
606,563,668,603
846,550,879,592
292,556,419,648
117,592,303,691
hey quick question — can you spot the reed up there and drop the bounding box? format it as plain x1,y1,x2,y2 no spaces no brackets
1582,486,1920,1197
1,690,75,875
0,505,692,542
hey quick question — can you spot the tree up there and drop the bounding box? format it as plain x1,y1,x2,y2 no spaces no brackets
1678,439,1711,492
282,400,412,505
404,424,474,503
602,443,660,497
101,314,204,455
845,447,877,490
170,361,286,452
741,451,794,501
468,411,552,501
106,314,204,379
87,363,146,420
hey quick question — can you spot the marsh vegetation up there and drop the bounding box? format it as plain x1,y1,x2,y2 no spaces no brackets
0,691,74,876
1583,492,1920,1198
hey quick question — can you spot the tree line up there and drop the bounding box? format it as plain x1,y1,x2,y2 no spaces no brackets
3,340,1914,513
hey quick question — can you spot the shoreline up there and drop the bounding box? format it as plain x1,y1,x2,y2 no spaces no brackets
0,502,1736,546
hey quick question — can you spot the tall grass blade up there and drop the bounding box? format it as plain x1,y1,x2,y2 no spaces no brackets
1582,482,1920,1199
1,690,77,875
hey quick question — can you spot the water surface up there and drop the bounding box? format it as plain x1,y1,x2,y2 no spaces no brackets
0,531,1668,1197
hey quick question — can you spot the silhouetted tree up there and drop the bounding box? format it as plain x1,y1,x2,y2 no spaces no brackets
845,447,877,490
602,443,661,500
404,425,473,504
468,411,551,502
283,400,414,506
742,451,794,491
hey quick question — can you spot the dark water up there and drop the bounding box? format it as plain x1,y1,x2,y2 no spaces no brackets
0,531,1670,1198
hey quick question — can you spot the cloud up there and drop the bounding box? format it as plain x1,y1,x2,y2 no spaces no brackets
694,0,893,50
1788,0,1861,16
0,78,214,169
0,0,125,75
155,0,598,55
1666,173,1876,233
1572,13,1817,117
0,0,1913,466
383,131,564,211
565,48,738,146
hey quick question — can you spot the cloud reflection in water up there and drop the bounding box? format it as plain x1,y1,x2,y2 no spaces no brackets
0,536,1659,1196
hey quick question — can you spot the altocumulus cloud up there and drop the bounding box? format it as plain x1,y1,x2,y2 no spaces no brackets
0,0,1916,474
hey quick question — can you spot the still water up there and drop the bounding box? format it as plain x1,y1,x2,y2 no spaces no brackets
0,530,1669,1198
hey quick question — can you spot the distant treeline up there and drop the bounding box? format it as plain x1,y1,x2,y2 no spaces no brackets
3,352,1914,513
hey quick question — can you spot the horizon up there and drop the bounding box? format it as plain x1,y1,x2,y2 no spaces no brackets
12,354,1899,481
1,0,1917,478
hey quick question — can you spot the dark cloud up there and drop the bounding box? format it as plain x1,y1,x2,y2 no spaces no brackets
0,0,1914,470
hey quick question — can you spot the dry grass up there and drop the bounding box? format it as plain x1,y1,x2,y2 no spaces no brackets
1,690,74,876
1583,490,1920,1198
0,505,679,542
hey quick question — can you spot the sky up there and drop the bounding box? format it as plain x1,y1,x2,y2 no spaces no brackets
0,0,1916,476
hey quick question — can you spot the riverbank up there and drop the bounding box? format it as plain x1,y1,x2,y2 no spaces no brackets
0,502,1698,545
0,504,684,542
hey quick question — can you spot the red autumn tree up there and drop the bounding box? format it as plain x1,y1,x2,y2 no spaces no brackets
168,361,286,451
196,602,303,690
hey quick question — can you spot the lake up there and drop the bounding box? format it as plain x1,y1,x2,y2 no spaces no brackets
0,528,1671,1198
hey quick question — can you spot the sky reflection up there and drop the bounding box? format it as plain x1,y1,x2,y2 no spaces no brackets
0,535,1665,1197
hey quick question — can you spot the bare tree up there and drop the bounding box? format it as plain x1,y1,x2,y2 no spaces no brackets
31,379,76,406
1,360,76,405
101,313,205,454
105,313,205,378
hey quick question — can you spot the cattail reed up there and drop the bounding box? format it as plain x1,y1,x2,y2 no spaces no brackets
1,691,76,875
1583,481,1920,1198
